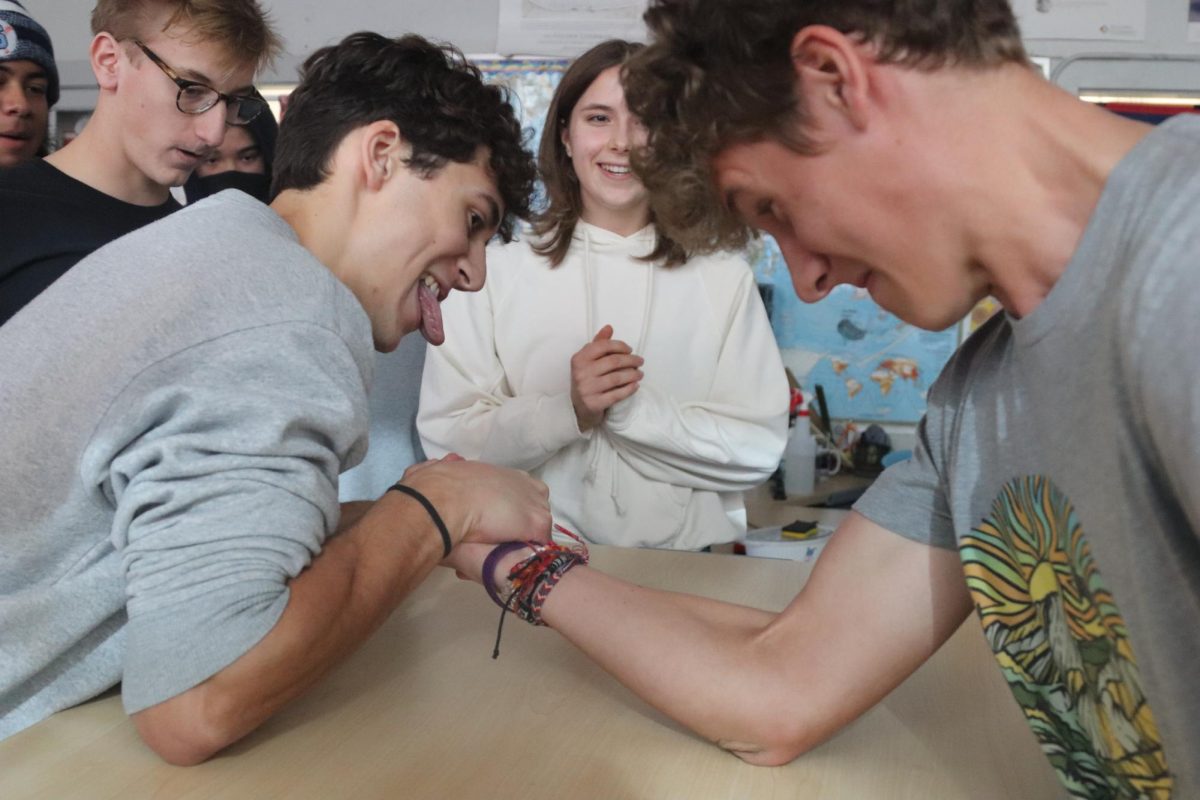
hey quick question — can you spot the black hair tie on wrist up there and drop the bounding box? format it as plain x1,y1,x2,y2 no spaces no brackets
388,483,452,558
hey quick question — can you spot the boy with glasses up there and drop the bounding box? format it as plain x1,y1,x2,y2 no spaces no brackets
0,31,543,764
0,0,278,326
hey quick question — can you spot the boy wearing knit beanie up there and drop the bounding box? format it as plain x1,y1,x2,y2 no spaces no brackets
0,1,280,326
0,0,57,166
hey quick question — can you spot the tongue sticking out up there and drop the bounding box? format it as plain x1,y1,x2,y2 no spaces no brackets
418,280,445,345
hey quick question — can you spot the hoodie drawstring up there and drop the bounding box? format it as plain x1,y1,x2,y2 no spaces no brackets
578,223,656,517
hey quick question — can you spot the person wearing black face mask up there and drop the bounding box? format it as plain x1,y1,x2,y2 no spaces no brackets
183,93,277,203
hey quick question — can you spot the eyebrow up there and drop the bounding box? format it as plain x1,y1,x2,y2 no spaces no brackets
172,64,255,96
0,63,47,80
577,102,615,114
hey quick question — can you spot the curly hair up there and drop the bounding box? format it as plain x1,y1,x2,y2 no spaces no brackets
272,33,537,243
531,39,686,267
624,0,1028,255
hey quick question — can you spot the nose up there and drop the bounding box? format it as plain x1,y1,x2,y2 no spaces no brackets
779,239,836,304
454,241,487,293
610,117,635,153
194,103,228,148
0,82,31,116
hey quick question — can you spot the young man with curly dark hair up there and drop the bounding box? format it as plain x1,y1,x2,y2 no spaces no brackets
0,32,546,765
448,1,1197,796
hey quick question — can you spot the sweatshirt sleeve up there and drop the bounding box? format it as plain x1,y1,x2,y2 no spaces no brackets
81,322,369,714
602,268,789,491
417,280,586,471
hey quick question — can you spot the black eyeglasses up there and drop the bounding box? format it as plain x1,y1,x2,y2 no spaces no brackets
133,40,266,126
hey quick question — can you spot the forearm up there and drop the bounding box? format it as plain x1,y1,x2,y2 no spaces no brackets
336,500,373,533
535,515,972,765
132,490,447,764
539,568,816,763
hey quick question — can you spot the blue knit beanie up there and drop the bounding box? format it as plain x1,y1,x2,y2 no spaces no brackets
0,0,58,107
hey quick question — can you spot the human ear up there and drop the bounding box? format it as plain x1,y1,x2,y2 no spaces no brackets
789,25,871,132
361,120,402,191
560,123,573,159
90,33,122,92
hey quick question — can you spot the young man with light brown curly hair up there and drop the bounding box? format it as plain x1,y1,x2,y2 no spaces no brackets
0,0,279,325
446,2,1198,796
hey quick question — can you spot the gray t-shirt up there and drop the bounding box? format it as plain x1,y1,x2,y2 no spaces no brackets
0,191,373,739
856,114,1200,798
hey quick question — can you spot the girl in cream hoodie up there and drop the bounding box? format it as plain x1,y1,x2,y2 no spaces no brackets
417,40,788,550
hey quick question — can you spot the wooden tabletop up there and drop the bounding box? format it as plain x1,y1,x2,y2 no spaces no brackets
0,545,1061,799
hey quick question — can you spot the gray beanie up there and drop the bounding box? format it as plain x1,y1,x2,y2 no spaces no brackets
0,0,58,107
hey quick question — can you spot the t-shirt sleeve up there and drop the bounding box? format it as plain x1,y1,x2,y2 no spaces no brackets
81,323,369,714
1126,221,1200,535
852,372,959,551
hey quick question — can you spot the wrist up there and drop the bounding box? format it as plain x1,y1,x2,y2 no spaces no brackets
573,404,597,432
393,469,469,547
482,542,530,606
483,526,589,658
386,481,453,557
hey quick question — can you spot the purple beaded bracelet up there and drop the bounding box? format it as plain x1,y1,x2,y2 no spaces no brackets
482,542,529,609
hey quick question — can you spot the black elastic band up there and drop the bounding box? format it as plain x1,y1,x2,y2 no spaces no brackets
388,483,452,558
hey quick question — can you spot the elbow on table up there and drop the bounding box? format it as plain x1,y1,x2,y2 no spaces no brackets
134,718,226,766
717,697,832,767
720,725,822,768
132,688,250,766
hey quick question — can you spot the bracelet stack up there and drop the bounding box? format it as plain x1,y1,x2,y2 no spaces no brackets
484,524,589,658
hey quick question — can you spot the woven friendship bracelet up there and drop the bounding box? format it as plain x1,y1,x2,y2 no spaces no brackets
513,552,576,625
488,525,589,658
387,483,452,558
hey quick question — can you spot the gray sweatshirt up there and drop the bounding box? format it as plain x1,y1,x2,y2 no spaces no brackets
0,191,373,739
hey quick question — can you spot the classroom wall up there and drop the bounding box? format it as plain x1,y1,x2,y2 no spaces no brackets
28,0,1200,448
36,0,1200,108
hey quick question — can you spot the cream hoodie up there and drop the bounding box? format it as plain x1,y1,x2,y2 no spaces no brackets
418,221,788,549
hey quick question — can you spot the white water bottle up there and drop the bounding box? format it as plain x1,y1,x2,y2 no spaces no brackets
783,409,817,497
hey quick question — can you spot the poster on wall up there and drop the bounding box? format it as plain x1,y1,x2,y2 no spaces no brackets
476,57,567,189
1190,0,1200,43
1011,0,1147,41
497,0,649,57
749,237,959,424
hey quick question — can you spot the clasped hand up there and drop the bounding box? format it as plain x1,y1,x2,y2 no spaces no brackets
570,324,644,432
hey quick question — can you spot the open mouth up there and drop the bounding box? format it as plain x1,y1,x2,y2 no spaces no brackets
418,274,446,345
598,163,632,177
422,273,448,301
